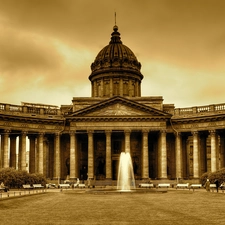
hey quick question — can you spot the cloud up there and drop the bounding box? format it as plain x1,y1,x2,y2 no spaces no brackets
0,0,225,108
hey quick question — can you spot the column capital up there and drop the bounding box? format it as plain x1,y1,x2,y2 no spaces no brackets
160,130,167,134
55,132,61,137
69,130,76,136
174,132,182,137
4,129,11,134
87,130,94,134
142,129,149,134
124,129,131,134
105,130,112,135
191,131,198,136
209,130,216,135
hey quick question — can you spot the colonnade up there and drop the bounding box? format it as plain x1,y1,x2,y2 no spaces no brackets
0,129,224,181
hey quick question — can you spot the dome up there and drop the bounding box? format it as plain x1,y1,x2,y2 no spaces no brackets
89,25,143,98
89,25,143,80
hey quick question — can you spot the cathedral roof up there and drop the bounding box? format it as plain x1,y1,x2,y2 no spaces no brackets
89,25,143,80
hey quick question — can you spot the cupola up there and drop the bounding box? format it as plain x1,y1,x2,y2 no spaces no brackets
89,25,143,98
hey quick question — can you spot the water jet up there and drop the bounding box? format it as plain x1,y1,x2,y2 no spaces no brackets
117,152,136,191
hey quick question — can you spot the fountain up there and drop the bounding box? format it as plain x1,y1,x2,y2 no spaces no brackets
117,152,136,191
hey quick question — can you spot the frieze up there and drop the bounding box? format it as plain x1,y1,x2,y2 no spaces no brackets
21,123,29,128
172,120,225,131
3,122,12,127
37,124,46,129
54,125,63,130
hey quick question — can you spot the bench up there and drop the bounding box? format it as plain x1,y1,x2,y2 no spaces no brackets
59,184,70,189
139,183,154,188
23,184,33,189
220,184,225,192
210,184,217,192
33,184,44,188
189,184,202,191
0,187,8,192
78,184,85,188
158,184,170,188
176,183,189,189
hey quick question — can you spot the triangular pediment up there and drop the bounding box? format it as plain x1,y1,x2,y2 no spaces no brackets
85,102,150,116
68,96,171,118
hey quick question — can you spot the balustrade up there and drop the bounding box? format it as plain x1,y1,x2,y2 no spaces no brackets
175,103,225,115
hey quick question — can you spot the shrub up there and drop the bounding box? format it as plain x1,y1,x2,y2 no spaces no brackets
200,171,211,186
208,168,225,186
200,167,225,186
0,168,47,188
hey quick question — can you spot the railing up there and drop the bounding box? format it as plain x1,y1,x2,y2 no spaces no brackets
0,103,61,116
174,103,225,115
1,102,225,117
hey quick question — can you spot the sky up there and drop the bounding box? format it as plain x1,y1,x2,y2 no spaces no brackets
0,0,225,108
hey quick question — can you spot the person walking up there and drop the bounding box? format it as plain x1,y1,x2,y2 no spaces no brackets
205,179,210,192
214,179,219,193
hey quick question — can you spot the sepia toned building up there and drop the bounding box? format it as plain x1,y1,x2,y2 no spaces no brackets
0,25,225,183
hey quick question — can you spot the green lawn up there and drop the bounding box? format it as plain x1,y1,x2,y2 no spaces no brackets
0,189,224,225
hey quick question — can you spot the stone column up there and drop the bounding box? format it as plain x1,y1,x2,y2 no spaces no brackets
135,80,139,97
54,133,61,180
9,135,17,168
175,132,182,179
20,131,27,171
192,131,199,178
38,133,44,174
128,80,132,97
92,80,96,97
109,78,113,97
142,130,149,179
28,135,36,173
124,130,131,153
0,134,2,168
220,133,225,168
3,130,10,168
119,77,123,96
158,130,167,179
199,134,207,174
210,130,217,172
70,131,78,179
88,130,94,179
100,78,104,97
105,130,112,179
18,135,22,170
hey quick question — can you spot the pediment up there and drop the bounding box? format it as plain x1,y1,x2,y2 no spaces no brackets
68,96,170,118
85,103,150,116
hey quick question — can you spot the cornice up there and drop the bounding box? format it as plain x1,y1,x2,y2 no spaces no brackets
171,114,225,124
68,116,168,122
0,114,65,125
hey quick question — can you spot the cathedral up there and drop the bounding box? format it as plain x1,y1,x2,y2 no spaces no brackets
0,24,225,183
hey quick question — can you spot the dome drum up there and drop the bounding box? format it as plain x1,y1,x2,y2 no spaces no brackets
92,76,141,98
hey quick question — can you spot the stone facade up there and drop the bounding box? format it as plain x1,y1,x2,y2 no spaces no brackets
0,26,225,182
